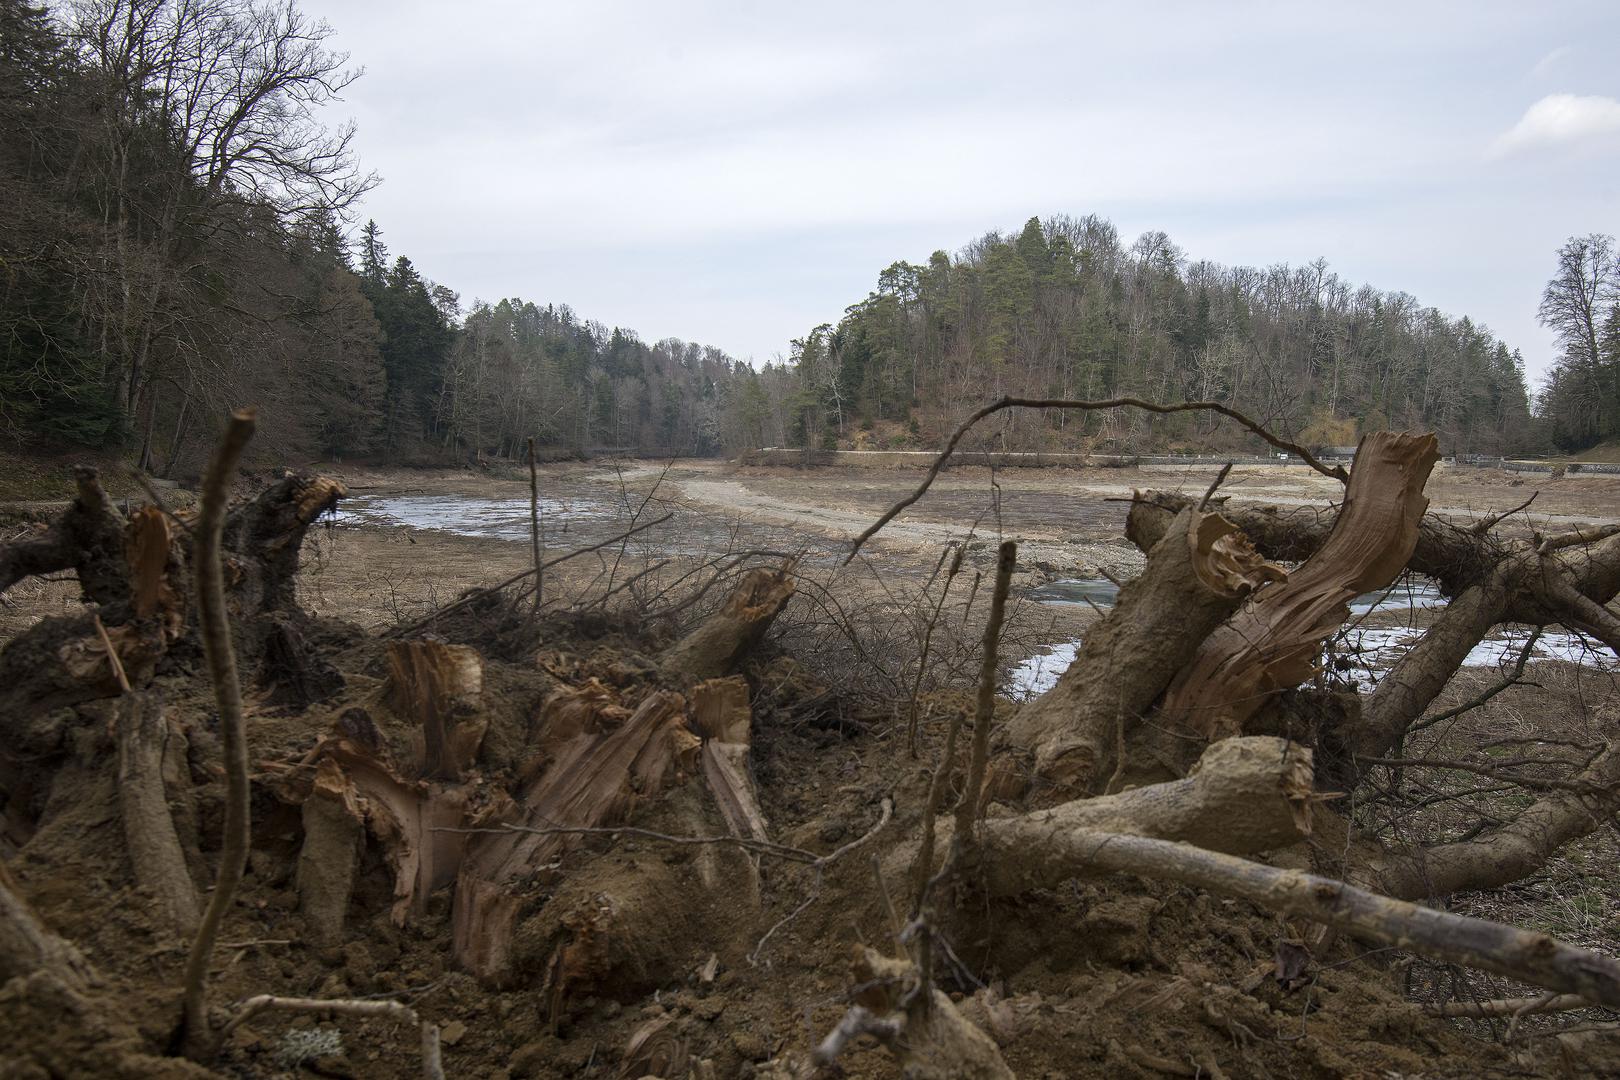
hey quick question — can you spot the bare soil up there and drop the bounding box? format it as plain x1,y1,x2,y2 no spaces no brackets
4,455,1620,1078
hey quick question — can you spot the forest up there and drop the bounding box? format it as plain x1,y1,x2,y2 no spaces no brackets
5,0,1614,467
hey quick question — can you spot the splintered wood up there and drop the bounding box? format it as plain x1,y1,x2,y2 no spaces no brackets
382,640,486,780
1155,432,1439,757
452,689,699,985
1003,506,1284,796
690,677,769,845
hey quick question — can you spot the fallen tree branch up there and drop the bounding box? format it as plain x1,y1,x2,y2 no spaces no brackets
1426,993,1592,1019
976,736,1316,896
1370,740,1620,901
1051,830,1620,1009
847,396,1347,562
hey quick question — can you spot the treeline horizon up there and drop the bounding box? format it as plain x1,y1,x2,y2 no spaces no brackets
0,0,1601,475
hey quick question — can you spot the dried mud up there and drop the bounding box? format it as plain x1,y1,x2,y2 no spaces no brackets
4,458,1620,1078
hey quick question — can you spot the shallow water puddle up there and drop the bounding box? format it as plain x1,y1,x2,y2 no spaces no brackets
333,494,610,541
1016,572,1610,697
1008,627,1616,700
1031,576,1447,616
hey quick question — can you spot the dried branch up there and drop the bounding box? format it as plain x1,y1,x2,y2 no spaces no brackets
180,407,256,1057
385,511,674,637
955,540,1016,857
1053,830,1620,1009
846,395,1347,562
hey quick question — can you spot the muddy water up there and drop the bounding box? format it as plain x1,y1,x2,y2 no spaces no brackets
336,493,611,541
333,492,852,567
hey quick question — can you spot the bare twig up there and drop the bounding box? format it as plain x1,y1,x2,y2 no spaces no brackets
1198,462,1234,512
907,544,966,756
181,408,256,1058
846,395,1347,562
386,512,674,637
93,612,131,693
955,541,1016,856
528,437,542,618
1471,492,1537,535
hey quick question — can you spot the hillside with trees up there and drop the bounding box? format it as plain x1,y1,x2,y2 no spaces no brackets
0,0,1548,469
780,217,1537,456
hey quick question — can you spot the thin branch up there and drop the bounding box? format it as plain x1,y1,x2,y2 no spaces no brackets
845,395,1346,563
955,540,1016,856
385,512,674,637
180,407,256,1058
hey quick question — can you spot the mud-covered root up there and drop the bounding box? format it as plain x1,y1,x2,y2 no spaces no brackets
115,691,198,936
660,565,796,680
295,757,367,946
812,946,1012,1080
897,736,1316,900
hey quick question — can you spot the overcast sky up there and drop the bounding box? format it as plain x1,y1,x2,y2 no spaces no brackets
311,0,1619,384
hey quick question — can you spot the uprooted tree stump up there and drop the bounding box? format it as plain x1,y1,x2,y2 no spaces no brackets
0,467,346,721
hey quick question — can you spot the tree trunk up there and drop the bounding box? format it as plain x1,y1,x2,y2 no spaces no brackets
659,567,796,680
1148,433,1438,775
115,691,198,936
1001,508,1283,797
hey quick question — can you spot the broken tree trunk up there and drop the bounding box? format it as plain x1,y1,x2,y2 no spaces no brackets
660,566,796,680
976,736,1315,897
115,691,198,936
1001,508,1284,798
1142,432,1438,777
1040,830,1620,1011
381,639,486,780
689,676,769,845
452,689,699,985
296,758,367,947
0,467,129,607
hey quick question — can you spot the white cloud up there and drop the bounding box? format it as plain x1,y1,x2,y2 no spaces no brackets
1490,93,1620,157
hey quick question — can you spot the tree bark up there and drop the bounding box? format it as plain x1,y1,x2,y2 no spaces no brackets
1001,508,1283,797
115,691,198,936
660,567,796,680
1151,433,1438,773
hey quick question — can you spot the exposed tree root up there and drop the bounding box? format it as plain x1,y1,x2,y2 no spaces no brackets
1040,830,1620,1010
115,691,198,936
660,565,796,680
